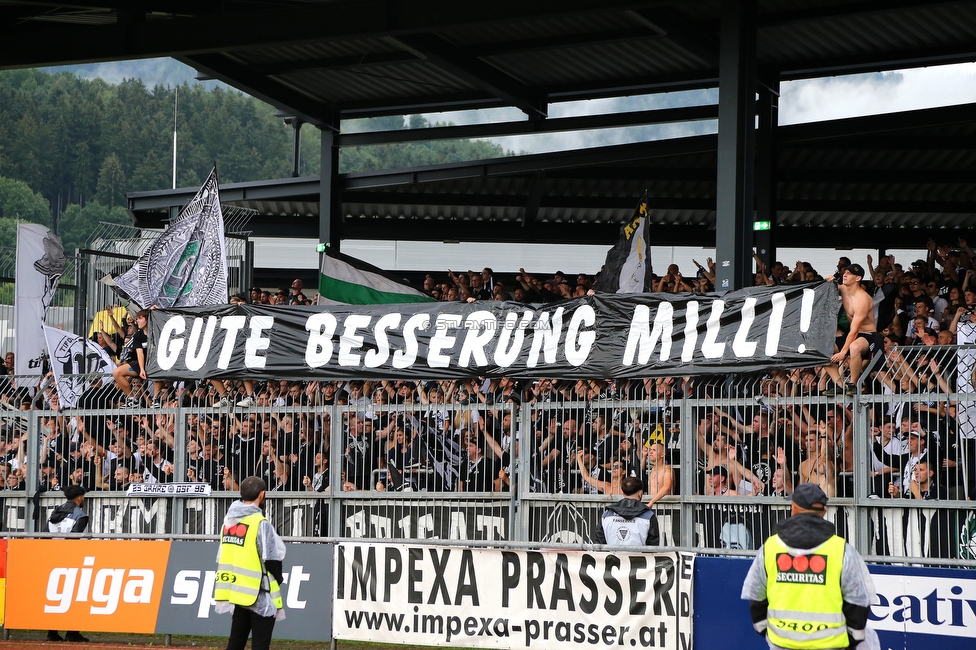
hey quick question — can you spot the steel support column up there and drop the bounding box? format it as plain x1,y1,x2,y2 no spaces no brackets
318,126,342,258
754,79,779,272
715,0,757,291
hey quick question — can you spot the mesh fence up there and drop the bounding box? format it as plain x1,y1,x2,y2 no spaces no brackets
1,349,973,565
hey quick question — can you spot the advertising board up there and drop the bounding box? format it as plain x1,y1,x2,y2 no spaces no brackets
333,543,694,650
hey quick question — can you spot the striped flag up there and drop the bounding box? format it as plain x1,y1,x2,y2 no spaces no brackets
318,251,434,305
592,196,654,294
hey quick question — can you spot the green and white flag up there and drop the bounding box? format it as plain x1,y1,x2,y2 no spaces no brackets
318,251,434,305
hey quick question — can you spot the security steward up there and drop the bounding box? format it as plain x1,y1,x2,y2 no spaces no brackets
214,476,286,650
740,483,877,649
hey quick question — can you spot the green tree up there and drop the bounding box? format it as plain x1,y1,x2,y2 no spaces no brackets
0,175,52,226
0,217,16,250
95,154,126,206
58,202,131,254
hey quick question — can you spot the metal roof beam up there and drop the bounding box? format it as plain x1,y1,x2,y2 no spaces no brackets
252,51,420,76
344,191,715,211
777,199,976,213
0,0,660,68
392,34,547,119
340,219,710,246
781,102,976,142
338,104,718,146
786,136,976,150
543,71,720,104
778,44,976,81
522,171,546,227
627,6,720,68
259,27,666,77
341,135,717,188
340,218,976,249
470,26,664,57
759,0,968,28
343,191,976,214
777,169,976,184
0,1,214,11
180,53,335,128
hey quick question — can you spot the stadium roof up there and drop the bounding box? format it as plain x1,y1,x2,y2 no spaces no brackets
7,0,976,282
1,1,976,125
128,101,976,249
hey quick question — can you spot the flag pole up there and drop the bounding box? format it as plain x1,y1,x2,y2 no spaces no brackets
172,88,178,189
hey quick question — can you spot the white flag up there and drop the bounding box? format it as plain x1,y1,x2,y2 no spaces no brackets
111,166,227,308
43,326,116,408
15,223,66,376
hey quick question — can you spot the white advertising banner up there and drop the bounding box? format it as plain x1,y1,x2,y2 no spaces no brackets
871,573,976,639
333,543,694,650
126,482,212,496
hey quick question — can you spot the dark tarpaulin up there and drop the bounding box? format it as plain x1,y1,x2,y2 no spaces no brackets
147,282,839,381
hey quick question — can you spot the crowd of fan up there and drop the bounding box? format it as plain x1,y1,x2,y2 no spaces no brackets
1,241,974,530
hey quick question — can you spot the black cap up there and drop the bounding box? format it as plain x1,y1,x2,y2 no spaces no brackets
922,327,937,337
846,263,865,279
706,465,728,479
64,484,87,501
792,483,827,510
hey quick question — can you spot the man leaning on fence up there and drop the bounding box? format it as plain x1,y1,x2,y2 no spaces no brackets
214,476,286,650
741,483,878,650
594,476,659,546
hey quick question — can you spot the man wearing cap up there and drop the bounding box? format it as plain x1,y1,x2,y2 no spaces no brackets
704,465,748,496
741,483,877,649
824,264,881,396
48,484,88,534
47,485,90,642
876,425,932,497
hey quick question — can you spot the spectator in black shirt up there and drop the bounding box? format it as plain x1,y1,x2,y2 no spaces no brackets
343,416,375,490
461,432,498,492
112,310,149,408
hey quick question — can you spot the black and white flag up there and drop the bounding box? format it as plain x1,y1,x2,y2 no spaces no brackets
111,167,227,308
43,326,115,407
148,283,839,381
593,196,653,294
15,223,67,376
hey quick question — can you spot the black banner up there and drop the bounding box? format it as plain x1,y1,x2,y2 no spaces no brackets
147,283,838,380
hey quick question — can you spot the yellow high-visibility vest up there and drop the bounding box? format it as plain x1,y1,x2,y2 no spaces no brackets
213,512,283,609
763,534,848,649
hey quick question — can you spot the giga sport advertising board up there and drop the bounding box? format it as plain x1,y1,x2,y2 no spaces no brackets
2,539,333,640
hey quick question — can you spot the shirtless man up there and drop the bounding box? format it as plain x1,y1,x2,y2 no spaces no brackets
824,263,881,395
798,431,836,497
641,442,674,507
576,450,626,495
